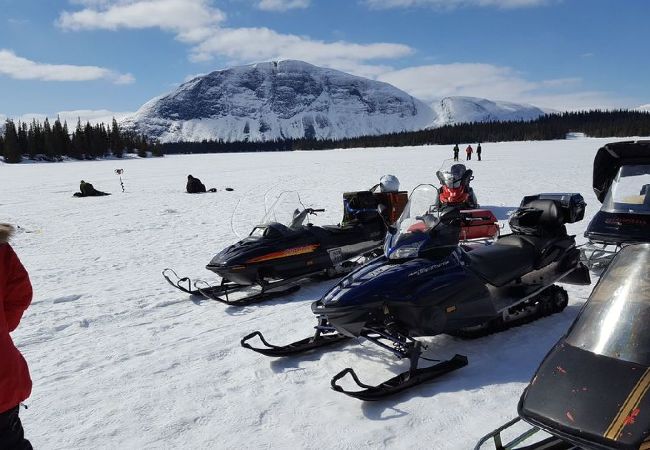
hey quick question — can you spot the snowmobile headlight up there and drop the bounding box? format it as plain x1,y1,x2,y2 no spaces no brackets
389,242,422,260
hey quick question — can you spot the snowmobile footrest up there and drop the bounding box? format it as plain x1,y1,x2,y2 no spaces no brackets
330,354,468,401
241,331,351,357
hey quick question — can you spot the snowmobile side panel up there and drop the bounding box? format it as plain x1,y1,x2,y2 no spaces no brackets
519,344,650,450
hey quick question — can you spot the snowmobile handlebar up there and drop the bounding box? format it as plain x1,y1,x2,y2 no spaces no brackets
307,208,325,214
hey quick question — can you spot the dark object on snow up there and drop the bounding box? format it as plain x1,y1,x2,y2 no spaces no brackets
186,175,207,194
225,187,234,192
242,187,590,400
163,183,408,306
582,141,650,270
74,180,110,197
476,244,650,450
208,188,217,193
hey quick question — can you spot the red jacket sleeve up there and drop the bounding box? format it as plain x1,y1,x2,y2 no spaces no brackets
2,245,33,332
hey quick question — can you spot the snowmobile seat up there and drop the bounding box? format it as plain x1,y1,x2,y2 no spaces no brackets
497,234,570,270
466,241,537,287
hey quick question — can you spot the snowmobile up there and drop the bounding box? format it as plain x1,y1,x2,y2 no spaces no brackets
242,186,591,400
582,140,650,271
163,177,408,306
436,162,500,241
476,243,650,450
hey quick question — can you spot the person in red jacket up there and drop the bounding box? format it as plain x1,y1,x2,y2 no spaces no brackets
465,144,473,161
0,224,33,450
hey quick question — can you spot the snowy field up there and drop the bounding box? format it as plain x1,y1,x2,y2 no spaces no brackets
0,138,638,449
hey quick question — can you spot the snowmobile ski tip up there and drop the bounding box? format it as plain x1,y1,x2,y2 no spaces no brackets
162,268,203,296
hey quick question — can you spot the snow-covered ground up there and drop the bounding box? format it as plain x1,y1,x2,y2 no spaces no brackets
0,138,638,449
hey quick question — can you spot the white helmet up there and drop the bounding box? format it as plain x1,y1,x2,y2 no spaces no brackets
379,174,400,193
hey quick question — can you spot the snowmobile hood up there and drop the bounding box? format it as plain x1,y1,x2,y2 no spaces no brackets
593,141,650,203
520,244,650,450
208,234,318,267
519,343,650,450
319,253,459,309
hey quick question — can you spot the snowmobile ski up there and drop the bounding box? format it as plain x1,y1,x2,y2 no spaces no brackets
330,354,468,401
241,324,350,357
194,276,303,306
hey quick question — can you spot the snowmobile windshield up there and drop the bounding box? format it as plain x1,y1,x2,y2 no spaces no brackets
565,244,650,366
602,165,650,215
385,184,446,259
252,191,312,234
437,162,469,189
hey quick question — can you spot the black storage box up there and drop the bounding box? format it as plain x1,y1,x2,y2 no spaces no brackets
521,193,586,223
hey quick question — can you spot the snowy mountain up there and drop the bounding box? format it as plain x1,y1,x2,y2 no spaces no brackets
122,60,434,143
431,96,547,127
637,104,650,112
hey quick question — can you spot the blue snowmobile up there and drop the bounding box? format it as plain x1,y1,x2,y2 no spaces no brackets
242,185,591,400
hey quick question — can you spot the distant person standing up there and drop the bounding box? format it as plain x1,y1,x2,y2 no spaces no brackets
477,143,482,161
465,145,473,161
453,144,459,161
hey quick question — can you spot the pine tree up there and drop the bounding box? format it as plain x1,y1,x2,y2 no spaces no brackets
43,118,57,160
109,118,124,158
3,120,22,163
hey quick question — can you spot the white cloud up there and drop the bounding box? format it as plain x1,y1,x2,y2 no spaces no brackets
378,63,626,110
188,26,412,71
58,0,226,44
0,49,134,84
58,1,412,76
257,0,310,11
363,0,551,9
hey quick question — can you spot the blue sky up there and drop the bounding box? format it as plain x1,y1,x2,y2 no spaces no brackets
0,0,648,122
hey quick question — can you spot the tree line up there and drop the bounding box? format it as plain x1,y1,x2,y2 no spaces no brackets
162,110,650,155
3,110,650,162
1,117,163,163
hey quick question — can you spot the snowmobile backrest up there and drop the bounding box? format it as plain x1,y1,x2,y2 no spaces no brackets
509,200,567,237
520,193,585,223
